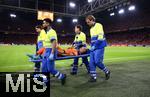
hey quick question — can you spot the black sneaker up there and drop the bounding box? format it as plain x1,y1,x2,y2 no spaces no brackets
88,77,96,82
80,63,84,67
61,74,67,85
70,72,77,75
70,64,74,67
105,71,110,80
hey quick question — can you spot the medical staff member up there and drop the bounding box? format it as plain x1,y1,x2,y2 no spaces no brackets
71,25,90,75
35,25,45,72
85,15,110,82
42,18,66,85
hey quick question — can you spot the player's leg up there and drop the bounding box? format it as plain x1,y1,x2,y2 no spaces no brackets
71,57,79,75
34,62,41,72
94,48,110,80
82,56,90,73
89,51,97,82
34,44,41,72
41,50,48,73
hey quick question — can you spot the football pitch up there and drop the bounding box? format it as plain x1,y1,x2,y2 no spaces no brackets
0,45,150,97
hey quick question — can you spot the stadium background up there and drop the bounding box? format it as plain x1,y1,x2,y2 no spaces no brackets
0,0,150,46
0,0,150,97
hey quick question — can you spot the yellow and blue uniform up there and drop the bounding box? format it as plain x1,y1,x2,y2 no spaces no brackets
71,32,90,74
89,23,109,79
35,30,46,72
90,23,107,49
73,32,86,49
42,28,57,48
37,29,46,50
42,28,65,79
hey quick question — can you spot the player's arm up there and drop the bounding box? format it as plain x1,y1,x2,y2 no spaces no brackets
36,31,44,55
82,34,86,45
51,39,57,54
50,32,57,54
37,41,43,49
49,31,57,60
72,36,76,47
96,23,104,40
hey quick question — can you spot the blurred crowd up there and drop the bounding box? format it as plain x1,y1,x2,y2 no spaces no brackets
0,28,150,46
106,29,150,46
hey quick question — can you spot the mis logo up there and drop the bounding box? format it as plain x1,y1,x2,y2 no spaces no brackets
0,72,50,97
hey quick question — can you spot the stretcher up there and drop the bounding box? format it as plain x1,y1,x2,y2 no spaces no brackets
27,53,90,63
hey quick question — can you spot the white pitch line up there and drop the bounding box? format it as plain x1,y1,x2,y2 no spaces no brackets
104,55,150,61
0,55,150,68
0,64,33,68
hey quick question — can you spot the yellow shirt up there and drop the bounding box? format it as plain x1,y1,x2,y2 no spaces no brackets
90,23,105,42
37,29,46,49
90,23,107,49
43,28,57,48
74,32,86,44
37,29,46,42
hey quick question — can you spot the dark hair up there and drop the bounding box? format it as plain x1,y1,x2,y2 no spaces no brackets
86,15,96,21
75,24,82,31
43,18,52,24
78,44,85,49
35,25,43,29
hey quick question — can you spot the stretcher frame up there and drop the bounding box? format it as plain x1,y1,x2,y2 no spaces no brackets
29,54,90,63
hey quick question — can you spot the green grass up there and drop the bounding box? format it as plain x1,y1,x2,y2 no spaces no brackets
0,45,150,97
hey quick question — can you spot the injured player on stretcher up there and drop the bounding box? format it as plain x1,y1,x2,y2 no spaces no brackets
36,44,90,57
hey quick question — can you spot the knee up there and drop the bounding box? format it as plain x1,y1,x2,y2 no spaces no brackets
95,59,103,65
